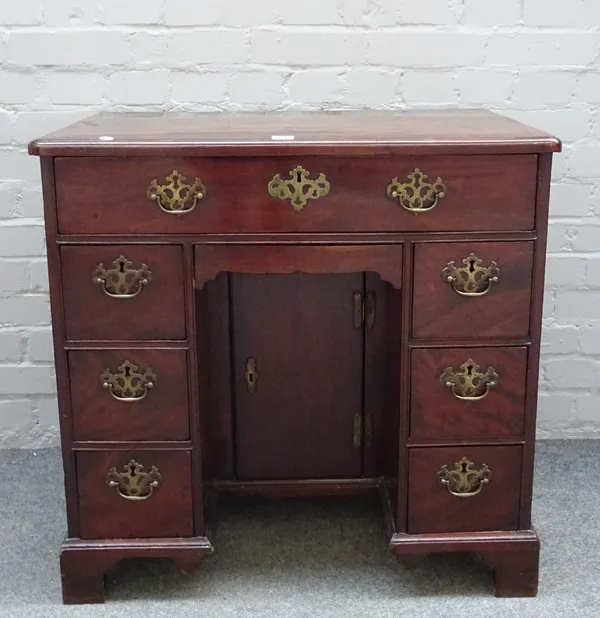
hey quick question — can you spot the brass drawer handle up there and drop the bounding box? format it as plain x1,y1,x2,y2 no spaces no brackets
101,360,156,402
437,457,491,498
147,170,206,214
93,255,152,299
268,165,330,211
387,168,446,212
441,253,500,297
106,459,162,501
440,359,498,401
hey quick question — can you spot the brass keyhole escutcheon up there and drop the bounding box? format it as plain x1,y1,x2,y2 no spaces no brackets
101,360,156,403
437,458,491,498
386,168,446,213
268,165,330,211
441,253,500,297
106,459,162,501
146,170,206,214
93,255,152,299
245,358,258,394
439,358,498,401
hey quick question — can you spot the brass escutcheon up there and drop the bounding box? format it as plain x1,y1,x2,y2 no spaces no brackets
245,358,258,394
268,165,330,211
146,170,206,214
93,255,152,299
101,360,156,403
106,459,162,501
442,253,500,297
386,168,446,212
437,457,491,498
439,359,498,401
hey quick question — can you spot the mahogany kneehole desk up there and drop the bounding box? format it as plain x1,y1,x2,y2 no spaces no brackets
29,110,561,604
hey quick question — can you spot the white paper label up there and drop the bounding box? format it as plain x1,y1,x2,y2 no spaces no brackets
271,135,295,141
98,135,115,142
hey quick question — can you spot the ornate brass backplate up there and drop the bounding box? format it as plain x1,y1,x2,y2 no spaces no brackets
268,165,330,211
93,255,152,299
441,253,500,297
439,359,498,401
386,168,446,212
101,360,156,402
437,457,491,498
146,170,206,214
106,459,162,501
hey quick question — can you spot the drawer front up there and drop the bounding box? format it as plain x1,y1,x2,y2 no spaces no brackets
77,450,193,539
61,245,186,341
69,349,190,442
410,347,527,439
407,445,522,533
412,241,534,340
55,155,537,234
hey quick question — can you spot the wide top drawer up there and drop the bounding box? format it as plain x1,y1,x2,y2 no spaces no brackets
54,155,538,235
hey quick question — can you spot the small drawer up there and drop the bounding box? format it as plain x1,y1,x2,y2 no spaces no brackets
55,155,537,234
77,450,193,539
69,349,190,442
407,445,522,534
61,245,185,341
410,347,527,439
412,241,534,340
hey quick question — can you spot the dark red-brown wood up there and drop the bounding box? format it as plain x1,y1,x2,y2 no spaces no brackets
407,445,523,533
60,537,213,604
411,241,534,339
54,155,537,234
69,349,189,442
389,530,539,597
61,244,186,341
29,110,560,603
232,273,364,480
194,244,404,290
409,347,528,438
29,109,561,157
76,450,194,539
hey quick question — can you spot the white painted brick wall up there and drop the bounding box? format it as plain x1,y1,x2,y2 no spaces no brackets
0,0,599,446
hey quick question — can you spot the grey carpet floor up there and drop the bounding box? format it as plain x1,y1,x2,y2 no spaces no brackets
0,440,598,618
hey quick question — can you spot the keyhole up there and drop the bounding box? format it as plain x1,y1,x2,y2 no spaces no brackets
296,170,303,182
468,258,476,273
248,373,254,384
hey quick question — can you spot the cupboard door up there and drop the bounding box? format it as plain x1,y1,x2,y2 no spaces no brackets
232,273,364,480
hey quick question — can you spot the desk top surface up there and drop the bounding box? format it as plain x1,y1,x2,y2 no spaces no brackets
29,109,561,157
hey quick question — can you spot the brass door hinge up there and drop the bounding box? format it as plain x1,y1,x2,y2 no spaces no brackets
364,414,373,449
353,291,376,330
353,413,362,448
353,414,373,449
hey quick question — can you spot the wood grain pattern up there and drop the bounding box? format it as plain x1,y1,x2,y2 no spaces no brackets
411,241,534,340
232,273,364,480
195,244,403,289
69,349,189,442
76,450,193,539
29,110,561,157
60,537,213,604
407,445,522,534
409,347,528,438
61,244,186,341
28,110,560,603
54,155,537,234
389,529,540,597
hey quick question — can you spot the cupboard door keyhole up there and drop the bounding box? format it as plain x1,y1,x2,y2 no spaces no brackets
245,357,258,394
